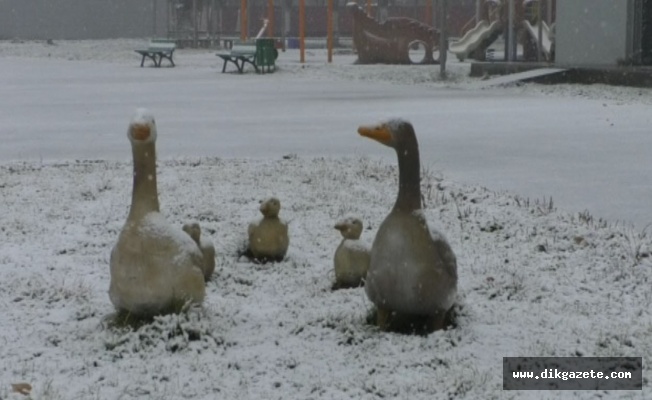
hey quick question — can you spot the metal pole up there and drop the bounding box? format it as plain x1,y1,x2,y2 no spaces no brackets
439,0,447,78
537,0,543,61
192,0,198,47
507,0,514,61
153,0,157,36
366,0,372,16
281,0,287,49
166,0,170,38
475,0,481,24
299,0,305,63
268,0,275,37
547,0,553,25
240,0,247,41
327,0,333,62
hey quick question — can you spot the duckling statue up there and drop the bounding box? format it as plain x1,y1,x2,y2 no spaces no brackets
182,222,216,281
109,109,206,317
358,119,458,333
333,217,370,289
247,197,289,262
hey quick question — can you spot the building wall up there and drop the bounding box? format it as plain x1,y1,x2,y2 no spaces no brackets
0,0,167,40
555,0,633,66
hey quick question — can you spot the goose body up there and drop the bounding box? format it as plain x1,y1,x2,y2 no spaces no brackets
183,222,216,281
333,217,370,289
109,109,205,317
358,119,457,331
247,197,289,262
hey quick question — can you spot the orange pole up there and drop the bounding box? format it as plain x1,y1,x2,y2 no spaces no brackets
268,0,275,37
299,0,305,63
366,0,372,16
327,0,333,62
425,0,432,25
240,0,247,40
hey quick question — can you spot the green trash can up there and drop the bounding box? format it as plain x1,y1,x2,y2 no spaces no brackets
255,38,278,73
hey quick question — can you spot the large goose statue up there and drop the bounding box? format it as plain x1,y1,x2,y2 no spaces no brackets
109,109,206,317
358,119,458,333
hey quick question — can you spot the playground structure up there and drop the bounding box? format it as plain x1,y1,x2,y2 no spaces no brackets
348,2,439,64
449,0,555,62
162,1,475,51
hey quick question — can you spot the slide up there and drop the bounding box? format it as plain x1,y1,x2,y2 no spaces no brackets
522,20,553,60
449,20,501,61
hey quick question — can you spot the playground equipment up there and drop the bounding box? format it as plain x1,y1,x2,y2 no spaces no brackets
449,0,503,61
522,20,553,60
450,0,555,62
521,0,554,61
449,19,502,61
347,2,440,64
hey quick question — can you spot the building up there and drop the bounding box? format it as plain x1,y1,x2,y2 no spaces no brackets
555,0,652,66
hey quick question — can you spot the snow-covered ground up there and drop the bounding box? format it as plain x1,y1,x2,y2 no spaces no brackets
0,40,651,399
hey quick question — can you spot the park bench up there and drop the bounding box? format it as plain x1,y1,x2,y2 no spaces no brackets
135,39,176,67
216,38,278,74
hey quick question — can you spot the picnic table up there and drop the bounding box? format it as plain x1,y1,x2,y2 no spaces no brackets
216,38,278,74
135,39,176,67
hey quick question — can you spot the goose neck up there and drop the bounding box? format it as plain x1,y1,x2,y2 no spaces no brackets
128,142,160,220
393,142,422,212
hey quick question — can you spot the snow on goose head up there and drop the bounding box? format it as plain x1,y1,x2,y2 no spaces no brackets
128,108,158,144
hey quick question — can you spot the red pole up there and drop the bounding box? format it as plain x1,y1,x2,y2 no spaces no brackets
327,0,333,62
240,0,247,40
268,0,275,37
425,0,432,25
299,0,305,63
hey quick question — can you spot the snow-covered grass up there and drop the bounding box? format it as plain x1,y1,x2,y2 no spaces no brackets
0,40,651,399
1,156,650,399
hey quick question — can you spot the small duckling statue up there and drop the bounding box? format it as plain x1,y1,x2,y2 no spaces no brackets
247,197,289,262
182,222,216,281
333,217,370,289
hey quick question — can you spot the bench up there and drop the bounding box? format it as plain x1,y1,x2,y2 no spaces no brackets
135,39,176,68
216,38,278,74
216,44,258,73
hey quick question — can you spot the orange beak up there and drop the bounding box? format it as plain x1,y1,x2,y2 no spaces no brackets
358,124,392,146
131,124,151,141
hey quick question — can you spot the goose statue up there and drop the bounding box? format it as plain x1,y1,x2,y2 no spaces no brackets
109,109,206,317
333,217,370,289
358,119,458,333
182,222,216,281
247,197,289,262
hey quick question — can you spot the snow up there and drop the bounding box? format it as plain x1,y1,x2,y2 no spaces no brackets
1,40,651,399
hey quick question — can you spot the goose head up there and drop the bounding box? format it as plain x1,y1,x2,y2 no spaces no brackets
357,119,416,151
128,108,157,144
334,217,363,240
358,119,421,212
259,197,281,218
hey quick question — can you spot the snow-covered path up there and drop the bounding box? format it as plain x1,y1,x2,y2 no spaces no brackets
2,44,651,227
